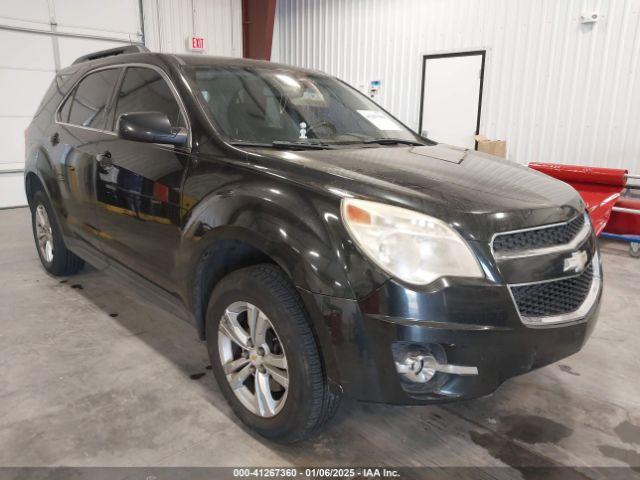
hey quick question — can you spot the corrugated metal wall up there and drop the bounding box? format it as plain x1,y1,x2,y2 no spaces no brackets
272,0,640,172
0,0,144,207
143,0,242,56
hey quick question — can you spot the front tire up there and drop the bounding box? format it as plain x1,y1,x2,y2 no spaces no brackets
205,264,340,443
31,190,84,276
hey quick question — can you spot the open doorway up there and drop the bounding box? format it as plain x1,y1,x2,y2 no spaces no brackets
418,51,485,149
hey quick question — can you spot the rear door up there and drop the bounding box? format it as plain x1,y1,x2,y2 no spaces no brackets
53,66,122,251
95,65,191,292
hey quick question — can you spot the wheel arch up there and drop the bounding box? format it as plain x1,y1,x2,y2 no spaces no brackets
189,223,335,338
183,181,350,385
24,146,75,240
191,233,277,340
181,181,354,328
24,171,44,208
190,231,343,387
24,147,61,209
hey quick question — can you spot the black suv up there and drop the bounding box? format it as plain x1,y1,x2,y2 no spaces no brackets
25,45,601,443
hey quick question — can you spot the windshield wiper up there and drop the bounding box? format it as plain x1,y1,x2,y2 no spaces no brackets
230,140,336,150
362,138,424,146
272,140,336,150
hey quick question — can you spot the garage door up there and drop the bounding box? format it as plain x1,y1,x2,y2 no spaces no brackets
0,0,143,208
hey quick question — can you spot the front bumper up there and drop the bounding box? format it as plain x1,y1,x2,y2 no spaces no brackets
298,273,601,405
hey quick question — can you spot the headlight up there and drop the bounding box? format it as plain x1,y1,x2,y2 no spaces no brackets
341,199,484,285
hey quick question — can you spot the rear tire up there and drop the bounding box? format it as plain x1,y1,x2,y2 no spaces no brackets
31,190,84,276
205,264,340,443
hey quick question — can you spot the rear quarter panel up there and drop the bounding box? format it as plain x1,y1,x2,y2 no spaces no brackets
24,69,82,236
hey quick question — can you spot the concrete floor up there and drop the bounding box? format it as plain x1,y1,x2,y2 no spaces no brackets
1,206,639,477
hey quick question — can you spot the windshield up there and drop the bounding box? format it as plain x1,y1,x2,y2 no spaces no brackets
184,66,424,146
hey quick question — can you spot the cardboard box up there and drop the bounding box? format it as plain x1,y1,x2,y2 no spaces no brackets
474,135,506,158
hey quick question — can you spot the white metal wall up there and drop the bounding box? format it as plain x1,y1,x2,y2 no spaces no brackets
272,0,640,172
0,0,241,208
143,0,242,56
0,0,143,208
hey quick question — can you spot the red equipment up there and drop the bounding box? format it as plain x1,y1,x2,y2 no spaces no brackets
528,163,640,256
606,197,640,234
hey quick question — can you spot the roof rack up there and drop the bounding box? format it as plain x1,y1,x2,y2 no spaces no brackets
72,45,150,65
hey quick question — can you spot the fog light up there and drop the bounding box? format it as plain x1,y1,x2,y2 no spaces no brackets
395,351,479,383
395,352,438,383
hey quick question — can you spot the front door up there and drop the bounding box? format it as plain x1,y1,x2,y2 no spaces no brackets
95,66,190,292
419,51,485,149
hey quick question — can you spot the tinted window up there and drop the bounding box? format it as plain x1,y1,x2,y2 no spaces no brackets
39,73,71,119
67,69,120,128
113,67,184,129
185,66,423,145
58,88,73,123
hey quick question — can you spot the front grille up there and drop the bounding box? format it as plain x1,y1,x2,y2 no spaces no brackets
511,263,594,318
493,214,585,253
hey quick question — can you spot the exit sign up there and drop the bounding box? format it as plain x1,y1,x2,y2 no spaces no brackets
188,36,205,52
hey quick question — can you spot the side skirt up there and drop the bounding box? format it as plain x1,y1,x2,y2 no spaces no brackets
67,239,196,330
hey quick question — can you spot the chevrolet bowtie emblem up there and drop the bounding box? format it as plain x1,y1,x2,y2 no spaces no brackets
563,250,588,273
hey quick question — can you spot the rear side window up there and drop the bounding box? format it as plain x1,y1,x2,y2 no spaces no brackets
58,88,73,123
64,68,120,129
113,67,184,129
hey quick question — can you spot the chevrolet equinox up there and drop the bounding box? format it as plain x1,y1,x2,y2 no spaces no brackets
24,46,602,443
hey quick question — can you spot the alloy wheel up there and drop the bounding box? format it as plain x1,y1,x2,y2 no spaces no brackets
35,204,54,263
218,301,289,417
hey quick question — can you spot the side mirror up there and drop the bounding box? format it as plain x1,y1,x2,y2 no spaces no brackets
117,112,188,147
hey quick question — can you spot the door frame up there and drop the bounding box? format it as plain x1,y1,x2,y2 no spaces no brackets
418,50,486,149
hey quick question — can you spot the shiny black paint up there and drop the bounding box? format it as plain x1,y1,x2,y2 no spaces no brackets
94,137,190,293
53,125,107,250
306,267,601,403
117,112,188,146
25,52,600,404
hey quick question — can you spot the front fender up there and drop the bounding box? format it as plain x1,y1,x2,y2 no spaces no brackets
178,178,356,387
180,179,353,299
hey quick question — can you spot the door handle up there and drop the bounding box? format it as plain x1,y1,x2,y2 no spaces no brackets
96,150,113,169
50,132,60,146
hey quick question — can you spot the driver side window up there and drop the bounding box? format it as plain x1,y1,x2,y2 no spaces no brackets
113,67,185,131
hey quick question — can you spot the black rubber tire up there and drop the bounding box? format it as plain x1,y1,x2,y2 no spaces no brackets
31,190,84,276
205,264,340,443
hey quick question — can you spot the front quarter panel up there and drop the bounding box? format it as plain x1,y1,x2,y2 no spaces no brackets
179,156,356,300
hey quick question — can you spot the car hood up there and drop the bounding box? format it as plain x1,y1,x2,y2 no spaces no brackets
247,143,584,241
